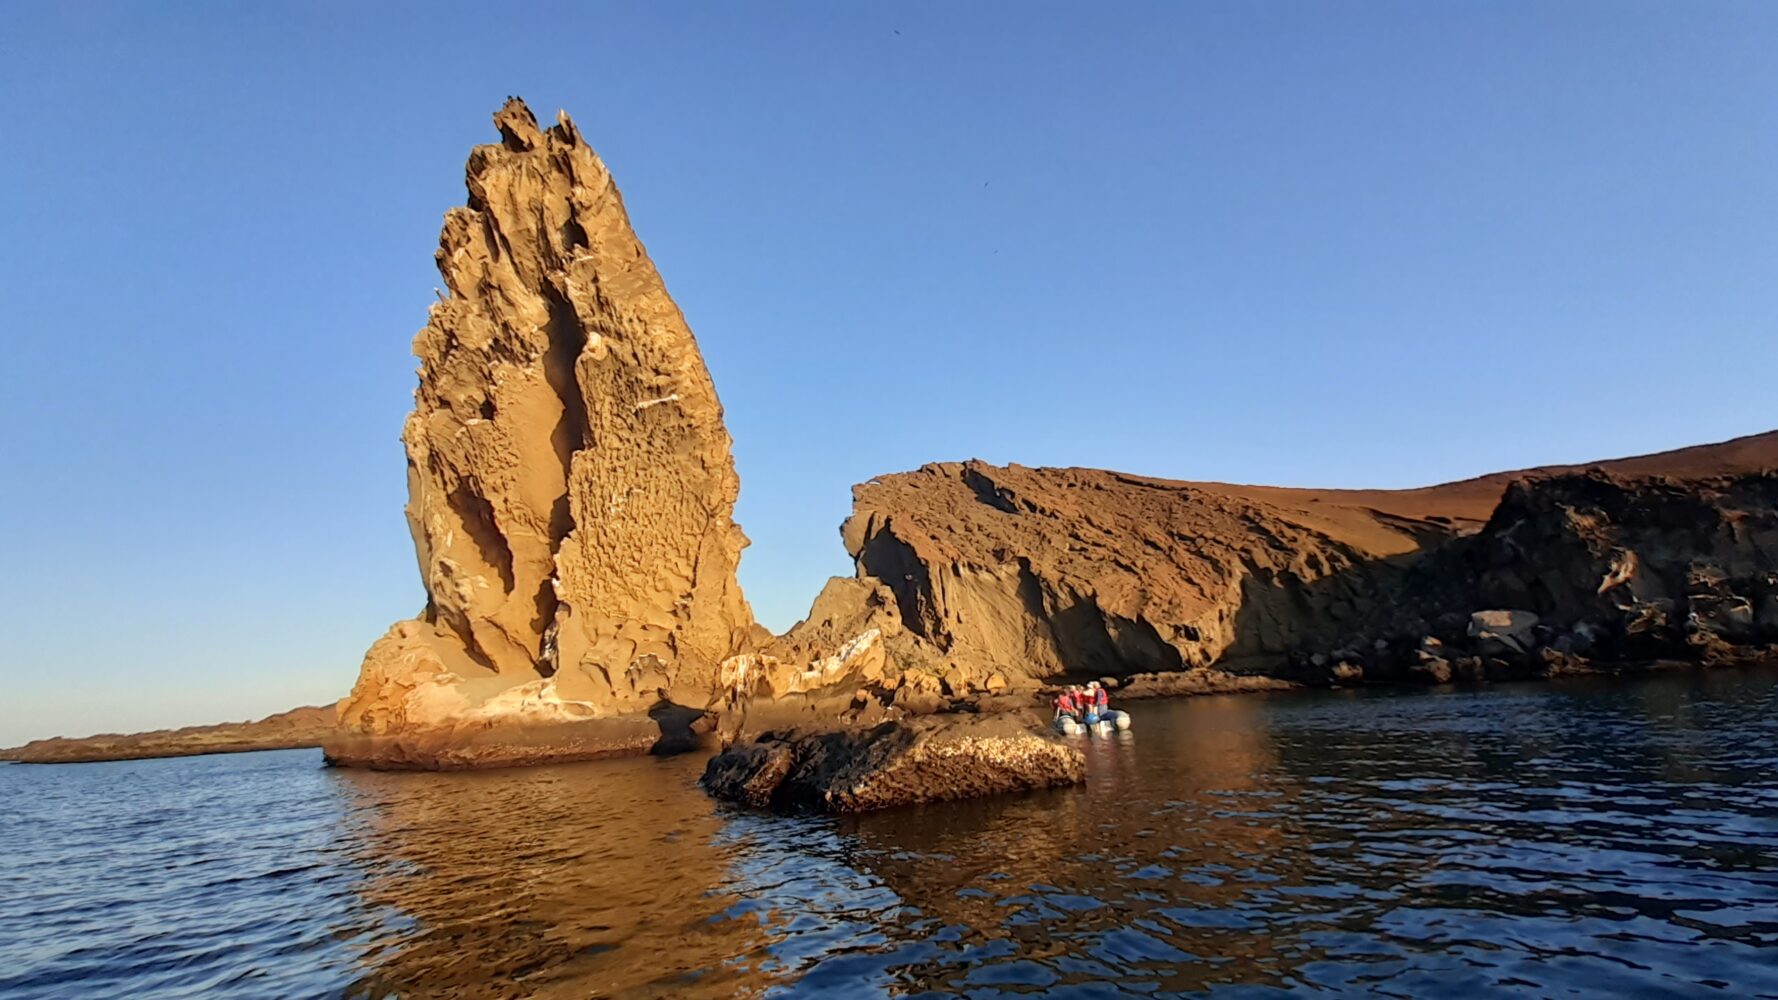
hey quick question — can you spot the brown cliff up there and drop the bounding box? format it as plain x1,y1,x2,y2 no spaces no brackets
328,100,754,768
2,706,338,765
832,432,1778,689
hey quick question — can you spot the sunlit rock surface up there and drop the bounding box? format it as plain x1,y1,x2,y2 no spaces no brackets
701,711,1085,814
329,99,753,768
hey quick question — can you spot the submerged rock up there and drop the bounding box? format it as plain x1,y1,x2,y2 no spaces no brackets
700,712,1085,813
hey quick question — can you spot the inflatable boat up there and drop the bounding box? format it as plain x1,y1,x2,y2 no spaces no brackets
1054,710,1132,736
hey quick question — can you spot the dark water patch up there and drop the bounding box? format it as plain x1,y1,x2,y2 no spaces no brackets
3,669,1777,997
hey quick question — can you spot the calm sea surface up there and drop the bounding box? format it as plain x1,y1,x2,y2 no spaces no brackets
4,669,1777,999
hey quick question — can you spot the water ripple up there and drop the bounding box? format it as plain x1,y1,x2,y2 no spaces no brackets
2,668,1776,997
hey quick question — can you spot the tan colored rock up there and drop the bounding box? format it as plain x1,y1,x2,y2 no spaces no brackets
329,99,753,768
834,433,1778,688
941,664,975,697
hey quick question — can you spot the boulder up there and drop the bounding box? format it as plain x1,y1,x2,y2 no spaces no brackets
1759,593,1778,631
1408,656,1453,685
941,664,975,697
1688,594,1756,640
1468,610,1539,643
700,712,1085,813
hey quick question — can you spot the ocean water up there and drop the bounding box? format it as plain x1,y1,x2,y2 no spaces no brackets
3,669,1777,999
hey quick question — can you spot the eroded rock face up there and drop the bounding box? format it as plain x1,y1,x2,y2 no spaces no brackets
1470,471,1778,662
834,434,1778,691
330,100,753,766
700,711,1085,813
840,461,1474,683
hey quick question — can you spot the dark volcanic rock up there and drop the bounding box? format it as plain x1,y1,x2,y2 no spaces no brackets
1474,471,1778,658
700,712,1085,813
1289,470,1778,683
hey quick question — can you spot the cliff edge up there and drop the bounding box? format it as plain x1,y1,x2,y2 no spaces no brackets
827,433,1778,690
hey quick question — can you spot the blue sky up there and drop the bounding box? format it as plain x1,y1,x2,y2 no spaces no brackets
2,2,1773,745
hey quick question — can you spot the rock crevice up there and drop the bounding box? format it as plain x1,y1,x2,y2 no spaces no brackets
329,100,753,765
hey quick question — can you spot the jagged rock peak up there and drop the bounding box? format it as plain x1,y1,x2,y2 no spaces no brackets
329,98,754,766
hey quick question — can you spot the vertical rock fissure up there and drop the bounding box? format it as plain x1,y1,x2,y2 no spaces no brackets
534,285,589,674
447,480,516,593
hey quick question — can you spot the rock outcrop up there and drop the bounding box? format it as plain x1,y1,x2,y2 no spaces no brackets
831,433,1778,692
328,99,754,768
842,462,1470,683
2,706,338,765
700,711,1085,813
1285,469,1778,686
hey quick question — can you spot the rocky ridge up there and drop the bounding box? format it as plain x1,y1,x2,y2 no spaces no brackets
1280,469,1778,688
825,434,1778,695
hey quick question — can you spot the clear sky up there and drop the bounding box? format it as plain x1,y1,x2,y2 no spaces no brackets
2,2,1773,746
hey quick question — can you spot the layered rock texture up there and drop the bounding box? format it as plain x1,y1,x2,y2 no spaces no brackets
2,706,338,765
329,100,753,767
700,712,1085,813
832,433,1778,692
1287,469,1778,687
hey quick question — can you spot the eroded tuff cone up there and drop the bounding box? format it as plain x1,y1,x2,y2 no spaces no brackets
832,432,1778,689
330,99,752,766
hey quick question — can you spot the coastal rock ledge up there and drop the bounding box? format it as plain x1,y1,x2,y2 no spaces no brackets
701,713,1086,813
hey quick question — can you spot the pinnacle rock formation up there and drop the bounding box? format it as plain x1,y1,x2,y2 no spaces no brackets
330,99,753,765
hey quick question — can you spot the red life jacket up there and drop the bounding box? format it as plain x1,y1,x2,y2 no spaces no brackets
1095,688,1109,710
1056,691,1076,714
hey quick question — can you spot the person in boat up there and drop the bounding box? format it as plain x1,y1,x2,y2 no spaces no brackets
1053,686,1080,723
1090,681,1110,716
1068,685,1093,722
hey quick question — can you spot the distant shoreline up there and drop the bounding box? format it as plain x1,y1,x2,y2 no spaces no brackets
1,705,337,765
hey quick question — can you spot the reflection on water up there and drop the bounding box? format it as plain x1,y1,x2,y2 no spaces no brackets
4,668,1777,998
331,760,775,998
